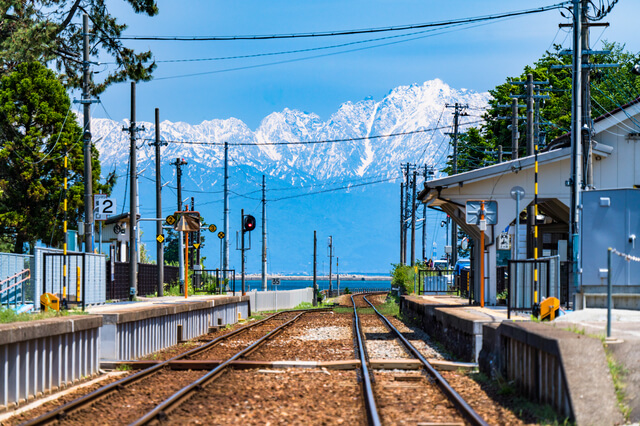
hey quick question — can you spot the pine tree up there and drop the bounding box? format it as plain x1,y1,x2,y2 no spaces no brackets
0,62,112,252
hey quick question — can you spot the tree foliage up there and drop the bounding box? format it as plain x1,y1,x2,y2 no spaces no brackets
0,62,113,253
0,0,158,94
443,42,640,174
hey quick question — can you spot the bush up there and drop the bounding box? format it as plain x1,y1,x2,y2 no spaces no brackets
391,263,415,295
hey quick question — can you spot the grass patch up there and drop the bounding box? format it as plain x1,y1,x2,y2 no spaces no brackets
116,364,132,371
606,349,631,421
0,306,87,324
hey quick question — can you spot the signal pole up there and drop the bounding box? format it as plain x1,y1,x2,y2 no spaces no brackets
172,157,187,290
241,208,245,296
328,236,333,295
313,231,317,306
261,175,267,291
403,163,410,264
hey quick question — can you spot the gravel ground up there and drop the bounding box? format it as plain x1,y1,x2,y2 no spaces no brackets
359,314,410,359
246,312,355,361
373,370,465,425
57,369,207,425
166,368,366,425
2,373,131,426
388,316,449,360
442,370,539,425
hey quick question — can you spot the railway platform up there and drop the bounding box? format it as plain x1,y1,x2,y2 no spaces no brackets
401,294,631,425
87,294,250,362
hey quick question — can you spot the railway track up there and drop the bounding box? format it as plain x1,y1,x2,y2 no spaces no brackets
12,294,528,425
352,293,488,426
19,309,314,426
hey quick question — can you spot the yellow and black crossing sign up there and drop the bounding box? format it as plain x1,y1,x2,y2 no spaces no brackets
208,224,217,232
193,243,200,249
165,215,176,225
217,231,225,239
156,234,165,243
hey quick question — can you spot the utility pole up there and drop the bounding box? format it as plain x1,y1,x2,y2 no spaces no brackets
328,236,333,295
526,74,535,156
190,197,195,268
172,157,187,290
261,175,267,291
570,0,583,294
403,163,410,264
511,98,520,159
446,103,467,268
400,181,404,265
410,169,417,266
422,166,428,262
336,257,340,295
582,4,593,188
126,82,138,300
223,142,229,275
81,14,94,252
313,231,317,306
153,108,166,296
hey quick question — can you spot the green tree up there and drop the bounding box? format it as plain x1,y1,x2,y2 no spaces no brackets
0,62,112,253
0,0,158,94
445,42,640,175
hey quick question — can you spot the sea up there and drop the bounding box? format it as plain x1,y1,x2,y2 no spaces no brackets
242,279,392,293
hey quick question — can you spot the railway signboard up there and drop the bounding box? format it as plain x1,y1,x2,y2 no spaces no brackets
165,214,176,225
94,194,116,221
208,224,217,232
217,231,225,239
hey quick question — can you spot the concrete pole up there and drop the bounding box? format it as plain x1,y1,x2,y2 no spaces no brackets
313,231,317,306
155,108,164,296
328,236,333,295
400,182,405,265
261,175,267,291
410,170,417,266
82,14,93,252
128,82,137,299
175,158,185,290
570,0,583,292
223,142,229,274
511,98,519,160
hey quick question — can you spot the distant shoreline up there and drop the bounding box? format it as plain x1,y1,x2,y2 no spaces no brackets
244,274,390,281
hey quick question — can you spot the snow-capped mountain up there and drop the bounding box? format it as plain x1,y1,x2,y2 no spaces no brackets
90,79,489,274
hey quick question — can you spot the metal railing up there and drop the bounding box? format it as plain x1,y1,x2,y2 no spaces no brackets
191,269,236,295
0,269,30,309
417,268,457,295
507,258,552,318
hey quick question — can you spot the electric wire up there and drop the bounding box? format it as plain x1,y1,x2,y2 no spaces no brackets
115,3,570,41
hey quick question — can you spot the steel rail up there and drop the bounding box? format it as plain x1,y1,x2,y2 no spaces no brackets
130,311,307,425
351,294,382,426
20,309,308,426
363,295,489,426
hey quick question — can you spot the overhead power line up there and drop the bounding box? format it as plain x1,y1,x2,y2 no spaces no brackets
116,3,570,41
148,120,484,146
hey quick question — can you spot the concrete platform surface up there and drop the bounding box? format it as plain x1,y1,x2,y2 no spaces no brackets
86,294,233,314
553,308,640,422
414,295,530,321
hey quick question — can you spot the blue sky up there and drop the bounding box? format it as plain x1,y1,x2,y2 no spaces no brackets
92,1,640,129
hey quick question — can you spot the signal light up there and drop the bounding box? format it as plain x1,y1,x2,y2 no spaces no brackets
243,215,256,232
